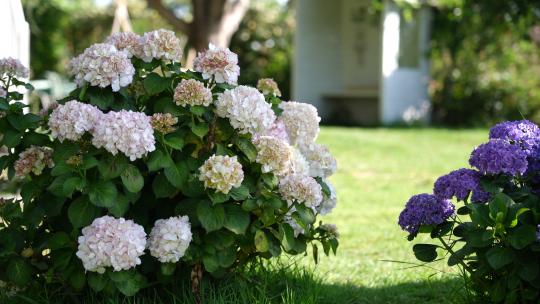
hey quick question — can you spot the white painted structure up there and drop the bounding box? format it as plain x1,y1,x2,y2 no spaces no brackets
0,0,30,73
293,0,431,125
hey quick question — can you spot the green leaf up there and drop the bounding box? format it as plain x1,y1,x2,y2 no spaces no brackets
68,267,86,290
147,150,173,171
508,225,537,249
236,137,257,162
224,205,250,235
489,193,512,220
160,263,176,276
202,254,220,273
294,205,316,227
152,173,177,198
143,73,170,95
190,121,209,138
88,272,108,292
208,191,230,204
281,224,297,252
197,200,225,232
164,162,188,188
412,244,438,262
115,273,147,297
190,105,206,116
48,232,72,250
68,196,101,228
48,175,71,197
89,181,118,208
229,185,250,201
468,203,493,227
98,155,127,179
7,257,32,285
88,88,114,109
62,176,86,197
254,230,269,252
164,133,185,150
108,194,130,217
121,165,144,193
2,129,22,148
217,246,236,267
486,247,515,269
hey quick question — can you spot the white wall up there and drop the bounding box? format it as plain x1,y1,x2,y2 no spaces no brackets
0,0,30,73
293,0,343,116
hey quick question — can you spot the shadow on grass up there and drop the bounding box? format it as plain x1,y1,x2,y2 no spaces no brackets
4,264,470,304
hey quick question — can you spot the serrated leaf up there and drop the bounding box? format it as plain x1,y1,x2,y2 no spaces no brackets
7,257,32,285
224,205,250,235
68,196,101,228
190,121,209,138
236,137,257,162
412,244,438,262
88,181,117,207
254,230,269,252
486,247,515,269
164,133,185,150
196,200,225,232
143,73,170,95
121,164,144,193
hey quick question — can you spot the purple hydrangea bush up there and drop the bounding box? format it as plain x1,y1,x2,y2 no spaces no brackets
399,120,540,303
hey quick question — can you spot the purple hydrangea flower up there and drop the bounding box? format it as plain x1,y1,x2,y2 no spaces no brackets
433,168,491,203
398,194,455,234
489,120,540,156
469,139,528,176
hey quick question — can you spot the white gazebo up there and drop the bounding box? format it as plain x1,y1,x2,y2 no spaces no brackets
0,0,30,73
293,0,431,125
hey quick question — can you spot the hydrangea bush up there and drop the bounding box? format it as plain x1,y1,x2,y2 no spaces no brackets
0,30,339,296
399,120,540,303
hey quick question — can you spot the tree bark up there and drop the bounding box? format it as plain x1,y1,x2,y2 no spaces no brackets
147,0,250,66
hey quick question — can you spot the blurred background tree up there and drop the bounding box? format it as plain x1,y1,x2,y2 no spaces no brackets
428,0,540,126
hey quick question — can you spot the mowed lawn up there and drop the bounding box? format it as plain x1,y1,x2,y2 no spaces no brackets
307,127,487,303
5,127,489,304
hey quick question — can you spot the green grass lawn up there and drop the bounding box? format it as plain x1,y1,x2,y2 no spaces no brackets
5,127,489,304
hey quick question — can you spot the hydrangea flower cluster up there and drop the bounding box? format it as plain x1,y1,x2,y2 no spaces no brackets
469,139,528,176
105,32,143,58
14,146,54,177
148,216,193,263
151,113,178,134
317,181,337,215
253,135,292,176
69,43,135,91
173,79,213,107
288,148,310,175
489,120,540,156
264,119,289,142
0,57,29,78
434,168,490,203
257,78,281,96
92,110,156,161
278,173,323,208
398,194,455,234
139,29,183,63
279,101,321,146
199,154,244,194
300,143,337,178
320,223,340,239
48,100,101,142
215,86,276,135
194,43,240,84
76,216,147,273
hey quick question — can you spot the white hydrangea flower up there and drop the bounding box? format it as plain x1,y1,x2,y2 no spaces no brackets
253,136,292,176
68,43,135,91
173,79,212,107
76,216,146,273
148,216,192,263
280,101,321,146
105,31,143,58
14,146,54,177
91,110,156,161
317,181,337,216
320,223,340,238
288,147,309,175
278,173,323,208
262,119,290,143
199,154,244,194
0,57,29,78
299,143,337,178
48,100,102,142
0,87,6,98
215,86,276,136
194,43,240,84
139,29,182,62
257,78,281,97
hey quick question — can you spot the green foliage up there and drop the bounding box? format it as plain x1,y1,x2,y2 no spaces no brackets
428,0,540,126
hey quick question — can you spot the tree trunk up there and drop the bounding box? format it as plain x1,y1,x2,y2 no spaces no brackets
147,0,250,67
